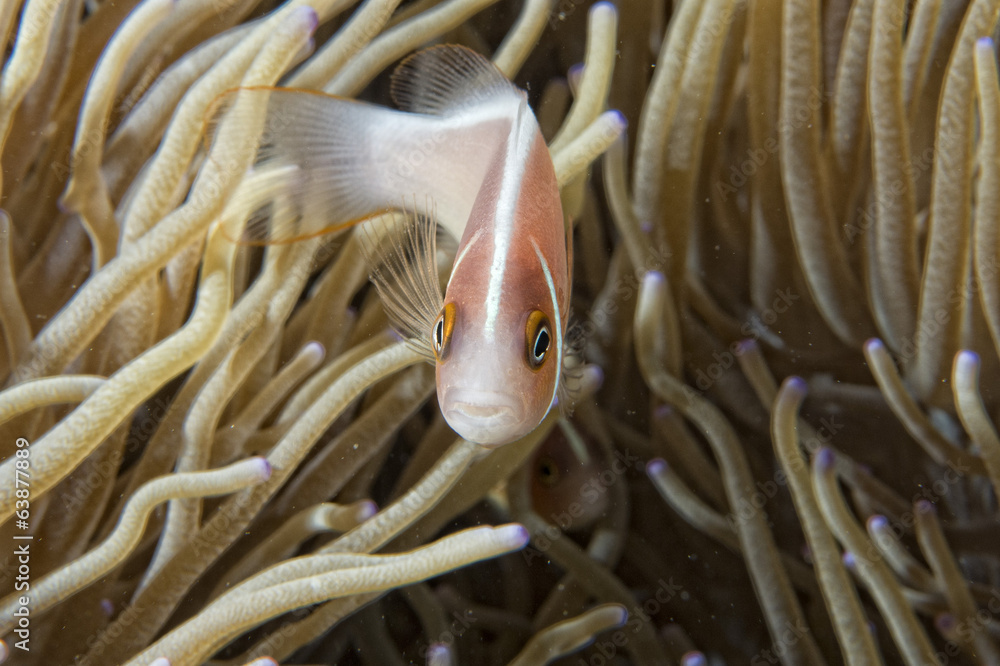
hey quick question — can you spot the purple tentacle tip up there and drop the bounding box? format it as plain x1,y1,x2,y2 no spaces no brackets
301,6,319,31
251,457,272,481
100,598,115,617
654,404,674,419
425,644,450,663
302,340,326,361
815,447,835,470
782,375,808,395
867,515,888,531
936,613,957,632
681,652,708,666
589,364,605,387
863,338,883,353
644,270,665,286
357,500,378,520
956,350,980,373
501,524,530,549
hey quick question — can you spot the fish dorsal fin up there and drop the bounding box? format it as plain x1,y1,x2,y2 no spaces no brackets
390,44,522,115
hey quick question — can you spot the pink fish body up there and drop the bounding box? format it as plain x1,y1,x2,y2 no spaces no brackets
432,76,568,445
227,46,570,446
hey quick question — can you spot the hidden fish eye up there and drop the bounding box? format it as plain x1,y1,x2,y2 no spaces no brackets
535,454,561,487
432,303,456,361
525,310,551,370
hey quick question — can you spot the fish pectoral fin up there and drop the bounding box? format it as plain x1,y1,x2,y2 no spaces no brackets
390,44,523,115
358,208,444,361
553,319,601,415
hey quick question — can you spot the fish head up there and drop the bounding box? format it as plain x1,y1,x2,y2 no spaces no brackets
432,293,561,446
530,422,609,531
432,173,566,446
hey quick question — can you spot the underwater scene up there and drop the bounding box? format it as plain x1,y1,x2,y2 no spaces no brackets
1,0,999,664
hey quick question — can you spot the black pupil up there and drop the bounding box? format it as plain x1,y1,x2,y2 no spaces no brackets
538,457,559,486
534,327,550,359
434,318,444,349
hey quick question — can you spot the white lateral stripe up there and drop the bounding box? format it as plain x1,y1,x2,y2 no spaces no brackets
531,237,562,411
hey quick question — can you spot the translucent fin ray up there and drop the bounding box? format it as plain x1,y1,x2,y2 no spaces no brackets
359,209,444,360
204,85,514,245
390,44,523,116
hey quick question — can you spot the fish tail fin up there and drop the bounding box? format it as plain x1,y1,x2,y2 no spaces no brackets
204,86,432,245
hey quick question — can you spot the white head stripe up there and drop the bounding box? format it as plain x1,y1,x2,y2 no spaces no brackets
447,227,483,289
531,237,562,411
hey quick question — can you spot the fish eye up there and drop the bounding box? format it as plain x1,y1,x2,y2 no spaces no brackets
536,455,561,487
432,303,456,360
525,309,551,370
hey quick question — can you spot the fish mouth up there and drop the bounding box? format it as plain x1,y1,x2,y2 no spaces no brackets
441,389,525,446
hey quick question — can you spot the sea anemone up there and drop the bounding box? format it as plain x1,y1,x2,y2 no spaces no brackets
1,0,1000,664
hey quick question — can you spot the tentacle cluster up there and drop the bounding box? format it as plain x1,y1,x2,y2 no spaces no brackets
2,0,1000,664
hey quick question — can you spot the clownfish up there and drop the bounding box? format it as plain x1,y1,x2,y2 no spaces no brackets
529,421,610,531
218,46,575,446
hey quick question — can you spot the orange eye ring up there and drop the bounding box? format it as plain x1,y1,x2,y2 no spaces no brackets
432,302,456,361
525,309,551,370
